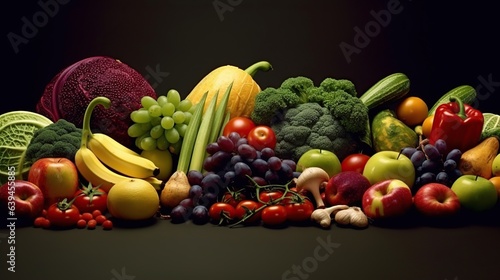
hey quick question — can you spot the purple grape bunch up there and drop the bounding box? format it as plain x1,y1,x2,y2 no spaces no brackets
401,138,463,189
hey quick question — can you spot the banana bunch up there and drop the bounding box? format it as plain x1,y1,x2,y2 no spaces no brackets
75,97,164,192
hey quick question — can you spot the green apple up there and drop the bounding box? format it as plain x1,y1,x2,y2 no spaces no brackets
451,175,498,212
296,149,341,178
362,151,415,188
492,153,500,177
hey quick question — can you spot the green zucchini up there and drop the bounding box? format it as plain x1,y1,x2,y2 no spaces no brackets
359,73,410,110
427,85,477,116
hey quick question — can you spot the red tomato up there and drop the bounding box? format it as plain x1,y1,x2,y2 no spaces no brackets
95,215,107,225
102,220,113,230
282,195,314,223
221,191,247,208
87,219,97,230
235,200,263,224
73,184,108,214
261,205,287,226
289,187,308,196
341,153,371,173
33,217,46,228
222,117,256,138
81,212,93,221
247,126,276,151
46,200,80,228
209,202,237,224
76,219,87,229
258,190,284,204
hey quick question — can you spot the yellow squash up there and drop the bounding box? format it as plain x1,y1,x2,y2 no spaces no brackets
185,61,272,118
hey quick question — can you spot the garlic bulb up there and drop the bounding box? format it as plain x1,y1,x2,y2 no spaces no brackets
334,206,369,228
311,205,349,228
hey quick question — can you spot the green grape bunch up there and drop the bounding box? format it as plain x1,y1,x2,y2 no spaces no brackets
127,89,195,153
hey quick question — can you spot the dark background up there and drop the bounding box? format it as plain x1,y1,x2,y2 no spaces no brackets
2,1,500,280
3,0,500,114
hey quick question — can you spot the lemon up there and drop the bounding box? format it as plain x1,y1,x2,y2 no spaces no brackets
141,149,173,181
107,179,159,221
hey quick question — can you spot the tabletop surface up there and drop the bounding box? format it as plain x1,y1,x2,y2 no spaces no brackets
2,205,500,280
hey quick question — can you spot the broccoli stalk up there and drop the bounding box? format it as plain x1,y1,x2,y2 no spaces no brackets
251,76,371,161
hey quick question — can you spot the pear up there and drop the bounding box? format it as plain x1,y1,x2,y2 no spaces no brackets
459,137,499,178
160,170,191,208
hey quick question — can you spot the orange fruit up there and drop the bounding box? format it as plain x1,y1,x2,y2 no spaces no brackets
489,176,500,199
396,96,429,127
107,179,159,221
422,115,434,138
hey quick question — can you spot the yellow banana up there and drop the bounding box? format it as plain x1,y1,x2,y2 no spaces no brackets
75,146,131,193
144,176,165,191
91,133,140,156
76,96,162,192
88,133,160,178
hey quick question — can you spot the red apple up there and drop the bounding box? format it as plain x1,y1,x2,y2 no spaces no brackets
362,179,413,219
0,180,44,222
28,158,79,208
413,183,461,217
324,171,371,206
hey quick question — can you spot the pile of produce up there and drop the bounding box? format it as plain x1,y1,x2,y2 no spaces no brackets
1,56,500,232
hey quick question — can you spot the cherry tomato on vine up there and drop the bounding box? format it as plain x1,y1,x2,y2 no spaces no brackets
46,199,80,228
234,200,263,224
258,190,284,204
282,196,314,223
247,126,276,151
209,202,236,224
261,205,287,226
73,183,108,214
222,117,256,138
221,191,246,208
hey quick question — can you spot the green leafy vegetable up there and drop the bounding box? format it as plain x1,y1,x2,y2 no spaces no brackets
0,111,53,184
251,76,371,161
481,113,500,140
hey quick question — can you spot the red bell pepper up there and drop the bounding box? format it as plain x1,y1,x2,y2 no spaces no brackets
428,96,483,153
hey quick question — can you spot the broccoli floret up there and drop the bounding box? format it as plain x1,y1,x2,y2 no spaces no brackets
25,119,82,164
279,76,315,101
322,90,369,134
272,103,359,161
319,77,358,97
307,78,357,103
284,105,323,127
251,76,315,125
251,76,370,161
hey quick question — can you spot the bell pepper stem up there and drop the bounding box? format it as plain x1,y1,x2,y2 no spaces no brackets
244,61,273,77
449,96,467,120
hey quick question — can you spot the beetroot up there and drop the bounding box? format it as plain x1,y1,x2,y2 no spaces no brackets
36,56,157,148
